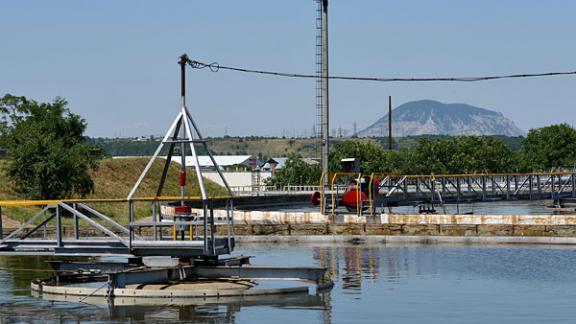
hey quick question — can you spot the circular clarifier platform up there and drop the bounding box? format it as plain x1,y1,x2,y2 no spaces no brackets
31,278,311,301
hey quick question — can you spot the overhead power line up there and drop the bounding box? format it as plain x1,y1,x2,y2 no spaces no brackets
187,59,576,83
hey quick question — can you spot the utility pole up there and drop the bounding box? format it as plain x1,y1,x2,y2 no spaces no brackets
178,55,188,206
388,96,393,151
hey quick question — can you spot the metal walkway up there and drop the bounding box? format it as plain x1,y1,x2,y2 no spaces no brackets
323,171,576,216
0,198,234,257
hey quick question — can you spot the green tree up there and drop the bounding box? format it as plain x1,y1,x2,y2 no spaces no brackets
328,140,389,173
265,153,321,186
0,94,100,199
522,124,576,171
406,136,519,174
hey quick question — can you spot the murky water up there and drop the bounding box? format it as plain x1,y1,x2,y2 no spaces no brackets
2,243,576,323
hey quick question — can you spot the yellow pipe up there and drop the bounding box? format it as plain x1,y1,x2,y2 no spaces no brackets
356,173,361,216
330,173,339,221
0,195,233,207
319,172,325,214
368,172,374,216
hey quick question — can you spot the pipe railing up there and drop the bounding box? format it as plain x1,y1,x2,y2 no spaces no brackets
0,196,235,257
320,171,576,216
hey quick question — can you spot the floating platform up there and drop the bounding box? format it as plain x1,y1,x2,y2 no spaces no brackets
29,258,332,306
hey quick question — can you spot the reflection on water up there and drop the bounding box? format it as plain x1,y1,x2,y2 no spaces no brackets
314,246,380,291
3,244,576,323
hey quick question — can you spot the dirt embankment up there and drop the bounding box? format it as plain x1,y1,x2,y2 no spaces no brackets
1,215,21,229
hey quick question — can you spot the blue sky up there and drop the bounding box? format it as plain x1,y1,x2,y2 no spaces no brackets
1,0,576,137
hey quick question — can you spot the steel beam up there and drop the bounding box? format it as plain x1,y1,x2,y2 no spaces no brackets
182,108,207,200
156,119,182,197
0,206,3,241
73,203,79,240
189,265,327,283
127,111,182,200
552,175,556,201
21,213,56,240
49,261,136,273
3,206,50,241
58,203,127,246
102,264,327,289
184,109,233,196
77,203,131,236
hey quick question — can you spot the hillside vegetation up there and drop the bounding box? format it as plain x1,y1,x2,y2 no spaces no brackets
90,135,525,159
0,158,227,224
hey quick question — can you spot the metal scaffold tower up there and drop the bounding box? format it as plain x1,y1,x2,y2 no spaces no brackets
316,0,330,213
128,54,233,202
0,54,237,258
314,0,323,143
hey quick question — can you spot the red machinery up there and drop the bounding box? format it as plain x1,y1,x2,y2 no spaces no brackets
311,176,379,212
311,158,380,212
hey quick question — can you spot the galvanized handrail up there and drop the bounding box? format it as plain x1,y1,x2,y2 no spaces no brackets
0,198,235,257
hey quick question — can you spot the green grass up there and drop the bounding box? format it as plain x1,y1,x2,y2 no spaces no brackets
0,158,227,225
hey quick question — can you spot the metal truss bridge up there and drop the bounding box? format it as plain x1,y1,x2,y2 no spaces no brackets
323,171,576,216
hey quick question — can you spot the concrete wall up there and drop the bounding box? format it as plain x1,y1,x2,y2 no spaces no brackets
381,213,576,226
229,224,576,239
187,209,576,226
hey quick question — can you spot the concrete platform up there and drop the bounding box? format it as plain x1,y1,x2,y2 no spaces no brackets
32,279,310,299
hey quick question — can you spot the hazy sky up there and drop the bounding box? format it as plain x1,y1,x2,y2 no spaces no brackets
2,1,576,137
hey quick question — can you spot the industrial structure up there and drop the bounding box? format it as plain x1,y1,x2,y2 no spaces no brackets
0,54,330,303
316,0,330,214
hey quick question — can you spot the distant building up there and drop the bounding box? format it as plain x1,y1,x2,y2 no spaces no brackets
165,155,259,172
261,157,319,176
261,158,288,176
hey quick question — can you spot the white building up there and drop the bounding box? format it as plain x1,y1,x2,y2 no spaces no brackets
165,155,258,172
164,155,266,189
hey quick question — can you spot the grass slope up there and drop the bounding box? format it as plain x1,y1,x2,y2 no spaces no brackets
0,158,227,224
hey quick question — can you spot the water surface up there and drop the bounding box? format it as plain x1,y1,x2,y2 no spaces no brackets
1,243,576,323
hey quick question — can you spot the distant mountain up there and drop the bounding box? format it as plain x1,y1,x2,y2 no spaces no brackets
356,100,525,137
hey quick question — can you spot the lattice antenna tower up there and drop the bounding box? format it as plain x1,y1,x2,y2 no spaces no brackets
315,0,330,213
315,0,323,148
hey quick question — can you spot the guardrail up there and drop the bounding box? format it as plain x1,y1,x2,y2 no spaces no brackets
319,171,576,217
229,185,321,194
0,196,235,257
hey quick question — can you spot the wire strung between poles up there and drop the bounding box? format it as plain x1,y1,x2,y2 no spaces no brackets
187,59,576,83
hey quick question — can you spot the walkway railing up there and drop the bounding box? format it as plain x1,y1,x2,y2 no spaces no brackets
0,196,235,257
321,171,576,217
230,185,321,195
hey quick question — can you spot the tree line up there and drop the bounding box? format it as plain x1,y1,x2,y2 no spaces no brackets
268,124,576,186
